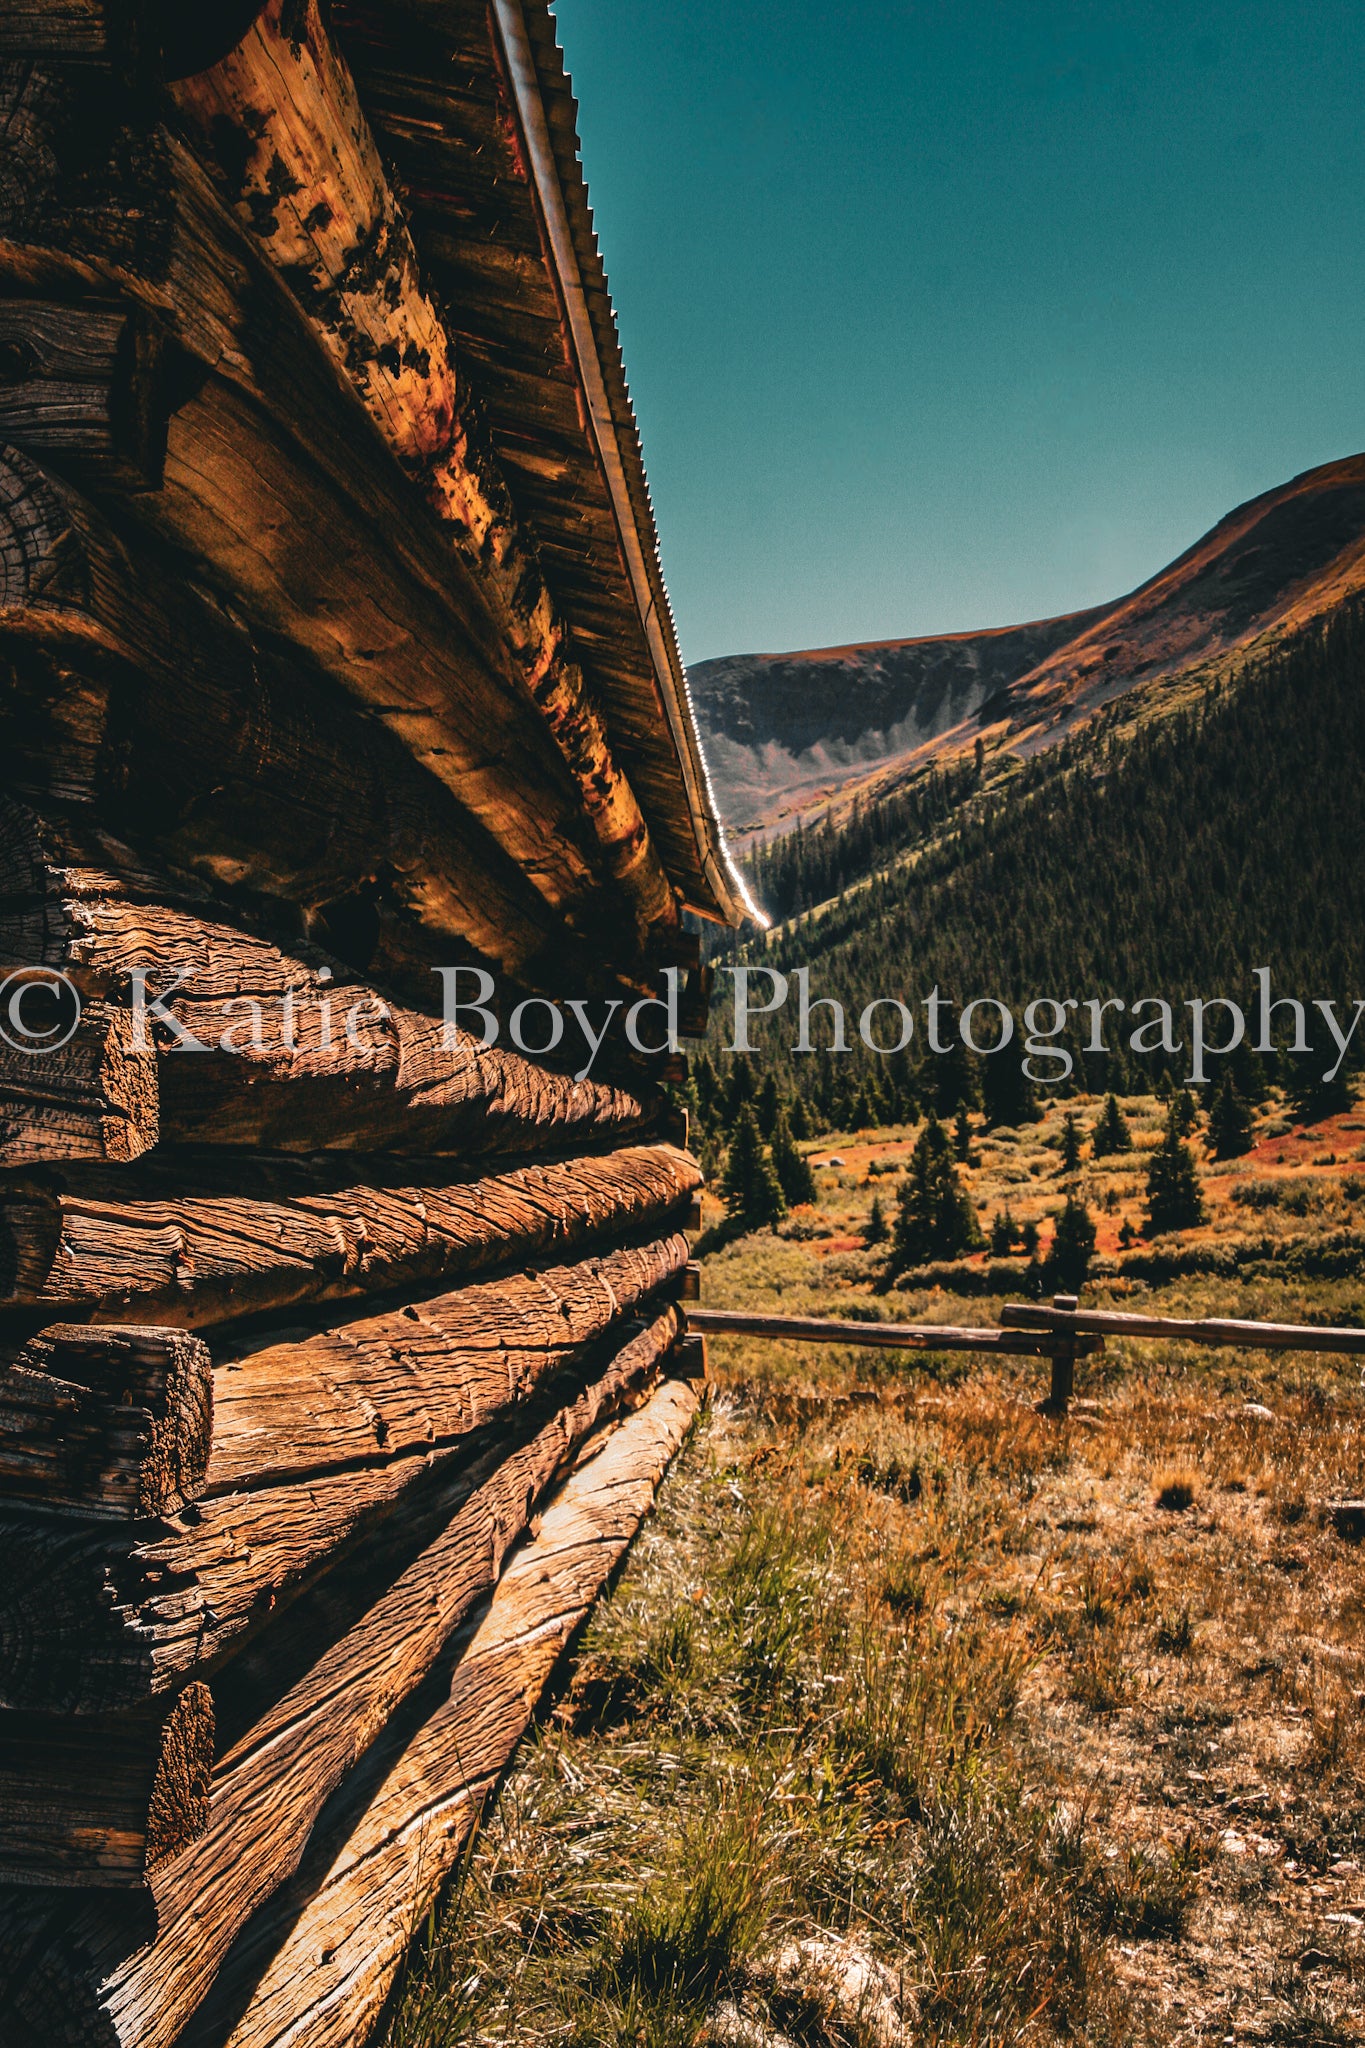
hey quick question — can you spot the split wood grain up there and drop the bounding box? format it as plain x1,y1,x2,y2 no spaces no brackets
185,1372,702,2048
0,1234,687,1710
0,1141,701,1329
0,1313,683,2047
0,1323,211,1518
173,0,678,946
0,299,166,488
0,1682,212,1889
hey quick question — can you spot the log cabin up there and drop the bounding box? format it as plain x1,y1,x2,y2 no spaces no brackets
0,3,751,2040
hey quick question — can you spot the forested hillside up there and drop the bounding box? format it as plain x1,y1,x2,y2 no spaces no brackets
704,599,1365,1114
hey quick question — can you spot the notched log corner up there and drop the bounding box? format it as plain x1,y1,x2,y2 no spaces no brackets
0,1322,212,1517
0,1679,213,1887
0,300,168,492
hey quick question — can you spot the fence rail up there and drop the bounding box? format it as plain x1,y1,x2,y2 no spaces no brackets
684,1288,1365,1415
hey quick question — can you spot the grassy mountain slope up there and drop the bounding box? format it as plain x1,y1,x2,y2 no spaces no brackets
714,598,1365,1090
691,453,1365,840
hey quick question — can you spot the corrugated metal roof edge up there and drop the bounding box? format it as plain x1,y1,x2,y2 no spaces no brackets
488,0,764,931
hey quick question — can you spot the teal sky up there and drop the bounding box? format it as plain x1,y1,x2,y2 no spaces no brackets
553,1,1365,664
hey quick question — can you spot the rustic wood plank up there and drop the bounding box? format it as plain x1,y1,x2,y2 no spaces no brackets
0,992,158,1165
685,1308,1067,1355
0,1238,688,1710
183,1371,702,2048
0,1141,701,1328
0,1324,212,1517
0,70,614,937
0,1682,212,1889
171,0,678,946
0,1313,683,2046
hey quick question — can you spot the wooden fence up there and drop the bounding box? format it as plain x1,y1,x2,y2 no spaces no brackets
685,1290,1365,1413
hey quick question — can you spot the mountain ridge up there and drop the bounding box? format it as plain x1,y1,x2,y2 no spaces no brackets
690,452,1365,840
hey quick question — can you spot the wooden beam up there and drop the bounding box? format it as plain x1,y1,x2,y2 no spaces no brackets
0,67,619,936
188,1369,702,2048
0,1683,212,1889
0,1141,702,1329
0,1312,683,2047
0,1239,687,1711
0,1324,212,1518
2,892,656,1157
0,454,614,991
683,1308,1089,1357
171,0,679,946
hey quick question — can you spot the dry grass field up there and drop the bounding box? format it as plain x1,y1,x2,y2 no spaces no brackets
386,1093,1365,2047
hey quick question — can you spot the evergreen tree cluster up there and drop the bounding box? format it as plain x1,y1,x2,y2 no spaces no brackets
708,604,1365,1118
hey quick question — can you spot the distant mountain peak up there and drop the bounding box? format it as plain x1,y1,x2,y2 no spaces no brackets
688,452,1365,840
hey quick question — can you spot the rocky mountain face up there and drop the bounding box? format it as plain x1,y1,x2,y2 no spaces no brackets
688,453,1365,839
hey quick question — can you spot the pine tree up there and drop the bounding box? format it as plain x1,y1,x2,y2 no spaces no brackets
1092,1093,1132,1155
720,1104,787,1231
755,1073,781,1139
850,1084,876,1131
989,1205,1018,1255
982,1053,1040,1128
725,1059,756,1120
1046,1194,1097,1290
1286,1048,1353,1126
932,1038,981,1117
789,1093,813,1141
865,1194,889,1245
1170,1089,1200,1135
888,1113,984,1271
953,1104,974,1162
1145,1106,1206,1235
1060,1111,1082,1172
1229,1039,1270,1104
770,1109,816,1206
1020,1218,1040,1258
692,1052,721,1127
1208,1075,1254,1158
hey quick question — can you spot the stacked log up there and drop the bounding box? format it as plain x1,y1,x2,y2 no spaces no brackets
0,3,719,2039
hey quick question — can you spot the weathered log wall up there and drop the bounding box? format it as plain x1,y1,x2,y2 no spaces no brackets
0,3,714,2040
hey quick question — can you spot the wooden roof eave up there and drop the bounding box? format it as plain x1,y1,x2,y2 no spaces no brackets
486,0,761,932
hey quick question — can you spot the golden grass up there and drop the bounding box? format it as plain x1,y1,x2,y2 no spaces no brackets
388,1092,1365,2046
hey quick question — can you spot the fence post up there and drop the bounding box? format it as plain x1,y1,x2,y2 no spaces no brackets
1045,1294,1079,1414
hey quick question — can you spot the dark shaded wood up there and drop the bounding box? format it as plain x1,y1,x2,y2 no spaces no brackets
0,459,613,994
0,1237,687,1711
0,1323,212,1517
0,1682,212,1888
0,993,158,1165
0,1313,683,2047
0,1141,701,1329
183,1368,702,2048
1001,1301,1365,1355
0,299,166,488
